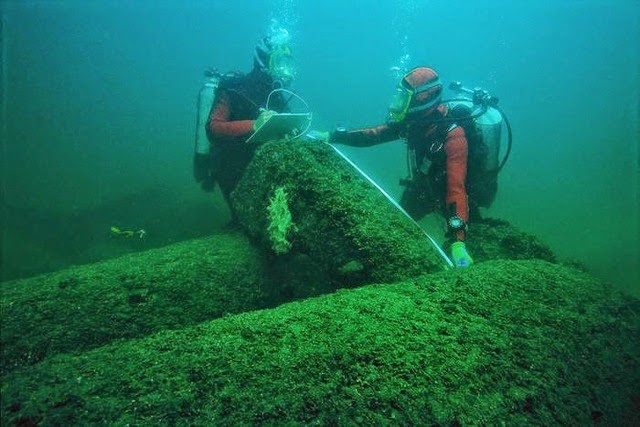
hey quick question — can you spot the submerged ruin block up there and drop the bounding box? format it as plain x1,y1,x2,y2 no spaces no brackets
0,233,268,373
232,140,447,286
457,217,557,263
2,260,638,425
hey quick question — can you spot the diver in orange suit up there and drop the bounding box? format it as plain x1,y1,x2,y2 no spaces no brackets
328,67,474,267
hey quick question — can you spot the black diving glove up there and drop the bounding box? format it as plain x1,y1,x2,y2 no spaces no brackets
193,153,216,192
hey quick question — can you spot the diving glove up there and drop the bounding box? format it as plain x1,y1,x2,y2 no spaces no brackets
253,109,275,131
451,241,473,268
193,153,216,192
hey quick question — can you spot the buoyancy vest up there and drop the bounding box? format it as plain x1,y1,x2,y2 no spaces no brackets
404,104,500,209
446,101,502,208
218,69,287,122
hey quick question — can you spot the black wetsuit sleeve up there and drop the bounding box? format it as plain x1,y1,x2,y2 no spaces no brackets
330,123,401,147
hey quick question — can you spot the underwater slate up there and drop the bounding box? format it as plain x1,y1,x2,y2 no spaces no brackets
2,260,638,425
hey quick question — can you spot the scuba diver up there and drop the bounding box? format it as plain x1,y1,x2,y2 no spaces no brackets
193,27,297,217
321,66,509,268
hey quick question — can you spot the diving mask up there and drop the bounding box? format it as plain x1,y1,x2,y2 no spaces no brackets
387,83,413,123
388,71,443,123
268,46,296,84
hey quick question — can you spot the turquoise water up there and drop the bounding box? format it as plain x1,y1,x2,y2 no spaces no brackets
1,0,638,295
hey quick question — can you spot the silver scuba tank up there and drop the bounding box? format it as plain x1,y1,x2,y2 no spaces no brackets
447,97,503,173
194,75,219,156
475,106,502,172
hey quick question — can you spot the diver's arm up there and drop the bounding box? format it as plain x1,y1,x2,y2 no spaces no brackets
208,91,254,139
330,123,400,147
444,125,469,241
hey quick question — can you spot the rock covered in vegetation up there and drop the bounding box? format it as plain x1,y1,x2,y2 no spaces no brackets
455,217,557,263
2,260,638,425
0,233,268,373
232,140,448,286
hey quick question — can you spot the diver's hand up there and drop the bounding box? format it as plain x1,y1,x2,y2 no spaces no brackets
306,130,330,143
253,109,276,132
328,126,348,143
451,241,473,268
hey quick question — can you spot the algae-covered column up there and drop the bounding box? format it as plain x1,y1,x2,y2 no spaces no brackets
232,139,447,286
2,261,638,425
0,233,269,373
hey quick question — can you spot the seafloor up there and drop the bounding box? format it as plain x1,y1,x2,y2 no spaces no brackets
1,140,638,425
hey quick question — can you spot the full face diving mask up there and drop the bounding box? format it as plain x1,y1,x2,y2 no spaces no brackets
268,46,296,84
387,82,413,123
387,73,442,123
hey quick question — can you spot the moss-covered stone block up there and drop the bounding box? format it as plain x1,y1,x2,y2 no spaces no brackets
2,260,638,425
452,217,557,264
0,232,268,373
232,140,447,286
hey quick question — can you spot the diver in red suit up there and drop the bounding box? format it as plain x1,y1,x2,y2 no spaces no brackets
328,67,476,267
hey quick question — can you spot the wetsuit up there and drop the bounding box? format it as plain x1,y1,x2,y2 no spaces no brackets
207,68,286,210
330,104,470,241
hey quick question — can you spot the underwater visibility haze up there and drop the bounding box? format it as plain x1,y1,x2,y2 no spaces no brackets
1,0,638,294
0,0,639,424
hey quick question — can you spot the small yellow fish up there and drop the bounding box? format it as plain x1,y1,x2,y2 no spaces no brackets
110,226,140,238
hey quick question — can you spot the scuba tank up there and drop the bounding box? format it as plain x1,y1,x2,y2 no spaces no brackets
445,82,513,209
475,106,502,172
193,69,221,191
447,81,512,174
446,99,503,173
194,69,220,156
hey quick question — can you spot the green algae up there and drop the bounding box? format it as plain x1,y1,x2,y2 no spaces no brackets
266,186,296,254
1,139,638,425
232,140,446,285
0,232,268,373
2,260,638,425
463,217,557,263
